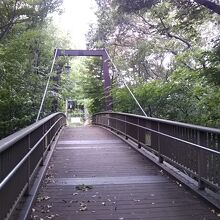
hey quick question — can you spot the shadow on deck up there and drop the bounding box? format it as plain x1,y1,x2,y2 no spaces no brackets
28,126,218,220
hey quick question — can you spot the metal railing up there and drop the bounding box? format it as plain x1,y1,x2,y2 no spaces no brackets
0,112,66,220
93,112,220,192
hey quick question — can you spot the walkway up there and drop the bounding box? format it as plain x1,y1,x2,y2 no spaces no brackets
29,126,218,220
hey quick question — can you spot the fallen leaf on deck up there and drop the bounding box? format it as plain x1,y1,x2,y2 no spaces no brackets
80,206,87,211
79,202,88,211
46,214,55,219
76,184,93,191
37,196,51,202
48,165,54,169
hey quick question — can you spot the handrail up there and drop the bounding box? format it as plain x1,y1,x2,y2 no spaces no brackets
0,113,64,153
94,111,220,134
0,112,66,220
93,112,220,192
107,115,220,155
0,117,62,190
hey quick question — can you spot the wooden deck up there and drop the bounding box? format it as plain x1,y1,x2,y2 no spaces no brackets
29,126,218,220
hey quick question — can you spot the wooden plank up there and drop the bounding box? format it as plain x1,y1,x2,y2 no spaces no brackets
58,140,123,145
50,176,168,185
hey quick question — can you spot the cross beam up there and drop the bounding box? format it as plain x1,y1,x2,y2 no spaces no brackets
56,49,112,111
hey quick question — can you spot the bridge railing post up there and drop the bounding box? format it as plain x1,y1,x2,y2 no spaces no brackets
158,123,164,163
44,123,48,151
49,119,52,145
107,114,110,127
138,118,141,149
198,149,205,190
197,131,205,190
25,134,31,196
115,114,118,132
125,115,128,140
40,124,45,166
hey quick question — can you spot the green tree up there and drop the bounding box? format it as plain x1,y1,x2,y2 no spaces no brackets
78,57,105,114
0,0,68,139
86,0,220,127
0,0,63,40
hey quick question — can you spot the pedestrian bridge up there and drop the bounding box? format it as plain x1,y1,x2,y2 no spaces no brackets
0,112,220,219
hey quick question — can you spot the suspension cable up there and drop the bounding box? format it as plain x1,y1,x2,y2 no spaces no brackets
104,49,147,117
36,48,58,121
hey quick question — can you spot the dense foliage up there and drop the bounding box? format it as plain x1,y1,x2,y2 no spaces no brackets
0,0,68,139
60,56,105,115
85,0,220,127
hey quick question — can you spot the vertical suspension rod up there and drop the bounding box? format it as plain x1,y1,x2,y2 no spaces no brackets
36,48,58,122
104,49,147,117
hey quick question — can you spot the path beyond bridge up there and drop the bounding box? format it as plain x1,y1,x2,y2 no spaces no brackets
28,126,218,220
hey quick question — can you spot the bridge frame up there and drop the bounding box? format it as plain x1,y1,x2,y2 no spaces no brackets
56,49,112,110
